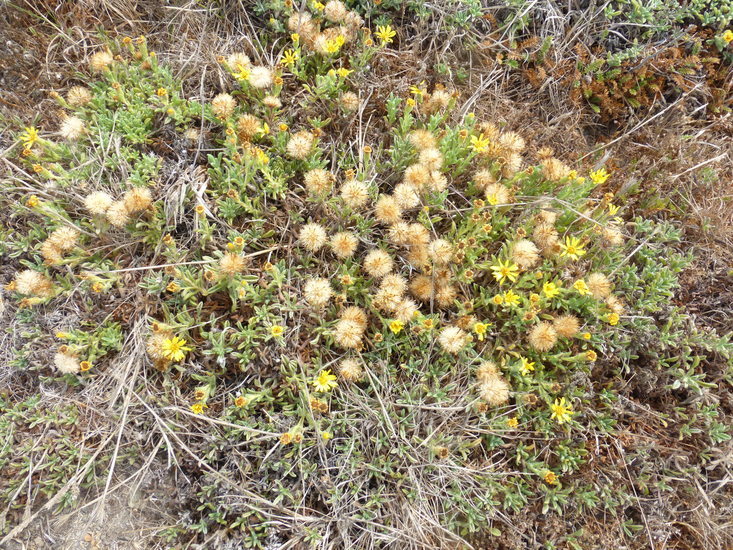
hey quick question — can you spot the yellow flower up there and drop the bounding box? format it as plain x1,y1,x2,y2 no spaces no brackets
26,195,39,208
492,294,504,305
80,361,92,372
550,397,574,424
162,336,192,362
406,97,416,107
313,0,325,9
585,350,597,361
409,82,427,97
506,416,519,429
542,281,561,299
282,49,299,66
291,33,300,43
490,259,519,285
573,279,590,296
589,167,610,185
325,35,346,54
582,332,591,340
321,431,333,441
312,369,338,392
469,133,490,153
20,127,39,149
389,320,404,334
56,331,69,339
375,25,396,45
502,290,520,307
473,322,488,341
166,281,180,292
422,318,435,329
233,66,251,81
519,357,535,376
234,395,248,407
543,470,558,485
270,325,285,337
607,312,620,326
335,67,353,78
156,87,168,96
560,236,586,260
607,203,620,215
723,30,733,43
190,402,207,414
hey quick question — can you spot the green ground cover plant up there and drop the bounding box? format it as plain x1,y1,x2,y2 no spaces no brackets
1,1,732,548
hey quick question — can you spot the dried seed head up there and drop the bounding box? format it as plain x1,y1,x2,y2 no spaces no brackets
340,306,368,330
363,249,393,279
542,158,571,181
340,91,360,111
330,231,359,258
553,314,580,338
427,239,453,265
479,375,510,406
303,168,332,195
67,86,92,107
476,361,499,382
237,114,261,140
473,169,496,190
123,187,153,212
512,239,540,269
299,223,328,252
374,195,403,225
333,319,364,349
219,253,245,276
59,116,86,140
286,130,315,159
408,129,437,151
90,50,114,72
106,201,131,227
248,66,273,88
419,148,443,171
403,164,430,188
304,278,333,307
435,284,458,308
340,179,369,209
392,182,420,209
438,326,468,354
14,269,53,297
324,0,348,22
393,298,418,322
529,322,557,351
587,273,612,299
337,358,364,381
54,351,81,374
84,191,114,215
211,93,237,118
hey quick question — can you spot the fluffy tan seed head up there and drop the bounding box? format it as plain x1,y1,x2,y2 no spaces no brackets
374,195,403,225
337,358,364,381
392,183,420,209
123,187,153,212
393,298,418,322
340,91,360,111
542,158,571,181
410,275,434,302
226,52,251,71
54,352,81,374
237,114,261,140
473,169,496,190
340,179,369,209
47,227,79,252
219,253,245,276
427,239,453,265
435,284,458,308
553,315,580,338
409,129,436,151
286,130,315,159
90,50,114,72
106,201,130,227
438,326,468,354
403,164,430,188
262,95,282,109
587,273,612,299
303,168,332,195
84,191,114,215
14,270,53,297
299,223,328,252
248,66,273,89
211,93,237,119
485,183,511,205
59,116,86,141
476,361,499,382
324,0,348,22
330,231,359,258
363,249,393,279
419,148,443,171
304,278,332,307
529,322,558,351
380,273,407,296
512,239,540,269
67,86,92,107
479,375,510,406
333,319,363,349
340,306,368,330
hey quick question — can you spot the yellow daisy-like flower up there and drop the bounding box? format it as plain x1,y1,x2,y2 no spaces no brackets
80,361,92,372
271,325,285,337
161,336,192,362
573,279,590,296
321,431,333,441
312,369,338,392
469,133,490,153
607,312,620,326
233,66,251,81
325,35,346,54
20,127,39,149
492,294,504,305
586,350,598,361
560,236,586,260
503,290,520,307
313,1,325,10
542,281,561,299
335,67,352,78
190,402,207,414
550,397,574,424
409,82,427,97
582,332,591,340
490,259,519,285
291,33,300,43
389,320,404,334
282,49,299,66
473,322,488,341
519,357,535,376
589,167,610,184
723,30,733,43
375,25,397,45
608,203,620,215
506,416,519,429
